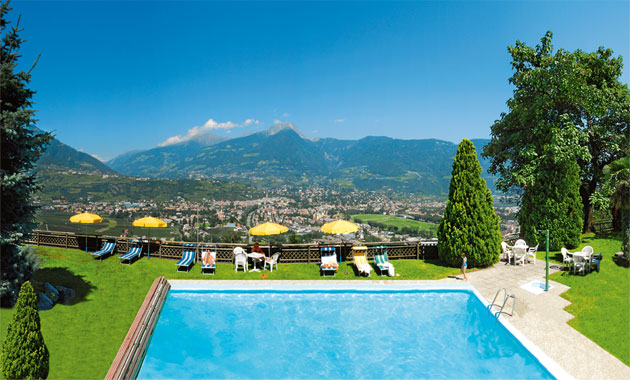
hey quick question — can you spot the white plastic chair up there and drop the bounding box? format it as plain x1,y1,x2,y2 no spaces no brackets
512,247,526,266
264,253,280,272
515,239,526,246
561,248,573,271
582,246,594,255
526,244,538,264
501,241,513,262
234,247,248,272
581,246,594,272
573,254,587,276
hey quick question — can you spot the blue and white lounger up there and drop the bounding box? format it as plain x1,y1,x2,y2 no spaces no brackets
201,250,216,275
91,241,116,260
176,244,196,272
120,246,142,265
320,247,338,277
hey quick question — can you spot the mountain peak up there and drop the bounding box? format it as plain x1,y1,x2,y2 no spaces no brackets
264,122,308,139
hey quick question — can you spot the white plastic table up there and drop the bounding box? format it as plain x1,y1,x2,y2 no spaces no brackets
247,252,264,272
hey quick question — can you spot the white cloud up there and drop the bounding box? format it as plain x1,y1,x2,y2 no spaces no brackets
159,118,253,146
334,118,345,123
91,154,105,162
312,130,319,134
282,112,290,117
273,119,282,124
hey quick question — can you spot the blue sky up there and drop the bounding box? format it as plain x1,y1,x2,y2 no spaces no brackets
9,0,630,161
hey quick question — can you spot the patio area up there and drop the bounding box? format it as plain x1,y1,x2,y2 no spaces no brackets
438,259,630,380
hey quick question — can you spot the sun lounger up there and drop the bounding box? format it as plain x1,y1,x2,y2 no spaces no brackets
91,241,116,260
373,245,394,276
201,245,217,275
176,244,196,272
352,246,371,277
320,247,338,277
120,246,142,265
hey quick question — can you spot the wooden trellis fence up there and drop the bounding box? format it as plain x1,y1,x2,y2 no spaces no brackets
24,230,438,263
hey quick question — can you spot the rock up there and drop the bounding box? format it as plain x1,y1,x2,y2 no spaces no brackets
37,292,54,311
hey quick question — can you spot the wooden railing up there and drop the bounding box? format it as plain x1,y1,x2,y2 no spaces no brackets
24,230,438,262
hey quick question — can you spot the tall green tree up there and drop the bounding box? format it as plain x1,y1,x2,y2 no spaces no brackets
1,281,49,379
483,31,630,233
438,139,501,268
596,156,630,257
1,0,51,306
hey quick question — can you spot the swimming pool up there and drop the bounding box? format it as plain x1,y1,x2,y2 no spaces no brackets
136,283,566,379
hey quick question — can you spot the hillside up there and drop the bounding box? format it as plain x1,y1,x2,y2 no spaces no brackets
36,129,117,174
109,123,496,195
36,169,260,202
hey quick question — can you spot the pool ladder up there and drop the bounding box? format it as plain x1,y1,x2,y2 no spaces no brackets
489,288,515,318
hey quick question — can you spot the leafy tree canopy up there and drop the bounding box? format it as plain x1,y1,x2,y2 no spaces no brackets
483,31,630,232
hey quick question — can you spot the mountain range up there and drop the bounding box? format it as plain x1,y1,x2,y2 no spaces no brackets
38,123,496,195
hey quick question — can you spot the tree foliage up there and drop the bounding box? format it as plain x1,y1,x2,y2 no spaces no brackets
483,31,630,233
1,281,50,379
519,158,583,250
438,139,501,267
600,156,630,256
0,1,51,305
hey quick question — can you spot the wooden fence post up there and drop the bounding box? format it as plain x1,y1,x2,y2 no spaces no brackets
65,233,68,248
416,242,420,260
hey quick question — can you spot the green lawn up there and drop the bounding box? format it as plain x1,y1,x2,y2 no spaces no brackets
0,246,461,379
535,234,629,365
352,214,438,235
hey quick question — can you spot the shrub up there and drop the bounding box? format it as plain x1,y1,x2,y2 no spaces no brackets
438,139,502,267
1,281,49,379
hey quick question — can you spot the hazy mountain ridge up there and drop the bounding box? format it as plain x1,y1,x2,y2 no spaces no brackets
36,129,117,174
107,125,495,195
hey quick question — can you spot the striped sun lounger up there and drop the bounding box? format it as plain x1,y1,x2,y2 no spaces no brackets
320,247,338,277
91,241,116,260
352,246,371,277
373,245,394,276
120,246,142,265
176,244,196,272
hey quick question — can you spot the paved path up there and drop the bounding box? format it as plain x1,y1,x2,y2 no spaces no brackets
436,259,630,380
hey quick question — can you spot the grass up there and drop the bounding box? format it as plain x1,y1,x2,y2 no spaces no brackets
0,246,462,379
534,234,629,365
352,214,438,234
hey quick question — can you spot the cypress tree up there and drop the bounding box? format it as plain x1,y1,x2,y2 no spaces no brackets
519,158,583,251
1,1,51,306
438,139,502,267
1,281,49,379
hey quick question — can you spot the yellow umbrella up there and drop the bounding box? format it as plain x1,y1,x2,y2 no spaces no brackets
132,217,167,259
249,222,288,236
321,220,359,263
321,220,358,235
248,222,288,262
70,212,103,252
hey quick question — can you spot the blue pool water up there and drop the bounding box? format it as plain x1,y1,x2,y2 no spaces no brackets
137,289,555,379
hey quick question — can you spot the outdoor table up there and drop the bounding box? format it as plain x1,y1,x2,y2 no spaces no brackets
247,252,264,272
570,251,592,273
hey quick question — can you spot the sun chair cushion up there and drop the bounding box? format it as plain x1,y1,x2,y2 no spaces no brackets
120,247,141,260
176,250,195,267
92,242,115,256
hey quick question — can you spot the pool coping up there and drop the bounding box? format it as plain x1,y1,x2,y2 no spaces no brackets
167,279,573,380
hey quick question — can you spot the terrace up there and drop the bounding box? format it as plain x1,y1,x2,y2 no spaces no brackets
1,233,628,379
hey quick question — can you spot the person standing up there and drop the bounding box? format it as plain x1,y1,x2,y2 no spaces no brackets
461,252,468,281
